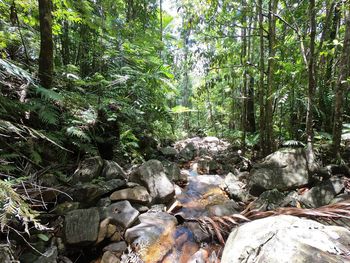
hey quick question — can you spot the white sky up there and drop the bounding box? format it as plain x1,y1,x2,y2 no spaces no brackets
163,0,178,17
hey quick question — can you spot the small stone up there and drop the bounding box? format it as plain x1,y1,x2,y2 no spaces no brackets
101,251,120,263
101,201,139,228
106,224,117,238
110,231,122,242
103,241,127,254
110,186,151,204
101,161,127,180
96,218,110,244
72,157,103,183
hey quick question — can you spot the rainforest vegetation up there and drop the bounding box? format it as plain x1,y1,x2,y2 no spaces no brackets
1,0,350,262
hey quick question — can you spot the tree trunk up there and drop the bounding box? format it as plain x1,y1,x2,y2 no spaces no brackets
38,0,53,88
265,0,278,154
241,0,247,150
258,0,265,155
306,0,318,173
332,6,350,157
247,76,256,132
318,1,338,131
61,20,70,65
160,0,163,42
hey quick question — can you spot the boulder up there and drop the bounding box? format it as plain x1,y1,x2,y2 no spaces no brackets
101,201,139,228
299,177,345,208
129,160,175,203
160,146,178,158
68,179,126,203
249,148,309,191
196,157,221,174
72,157,103,183
222,172,248,202
178,142,196,161
65,208,100,244
251,189,297,211
101,160,127,180
110,186,151,204
222,215,350,263
162,161,186,182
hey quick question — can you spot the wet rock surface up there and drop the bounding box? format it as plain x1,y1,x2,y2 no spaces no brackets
20,137,350,263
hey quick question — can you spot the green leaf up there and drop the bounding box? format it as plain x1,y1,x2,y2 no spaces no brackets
37,233,50,242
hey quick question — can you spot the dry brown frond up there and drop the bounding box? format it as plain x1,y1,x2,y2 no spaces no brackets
187,200,350,244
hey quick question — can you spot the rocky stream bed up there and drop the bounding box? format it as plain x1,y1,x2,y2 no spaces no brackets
5,137,350,263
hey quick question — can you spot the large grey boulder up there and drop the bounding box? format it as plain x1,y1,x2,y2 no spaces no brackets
101,160,127,180
65,208,100,244
222,215,350,263
101,201,139,228
72,157,103,183
299,177,345,208
249,148,309,192
129,160,175,203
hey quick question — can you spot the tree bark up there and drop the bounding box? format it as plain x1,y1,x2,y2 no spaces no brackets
241,0,247,149
332,6,350,157
258,0,265,155
265,0,278,155
38,0,53,88
306,0,318,173
61,20,70,65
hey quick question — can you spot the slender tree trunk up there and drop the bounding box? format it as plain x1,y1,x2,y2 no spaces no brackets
332,6,350,157
241,0,247,150
306,0,318,173
247,76,256,132
38,0,53,88
61,20,70,65
247,10,256,133
265,0,278,154
258,0,265,155
160,0,163,42
318,1,337,131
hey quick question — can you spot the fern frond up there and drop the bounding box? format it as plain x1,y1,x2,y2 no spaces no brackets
66,126,91,142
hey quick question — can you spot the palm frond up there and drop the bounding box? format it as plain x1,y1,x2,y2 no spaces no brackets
185,200,350,244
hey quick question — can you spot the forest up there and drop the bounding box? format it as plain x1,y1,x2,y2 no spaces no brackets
1,0,350,262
